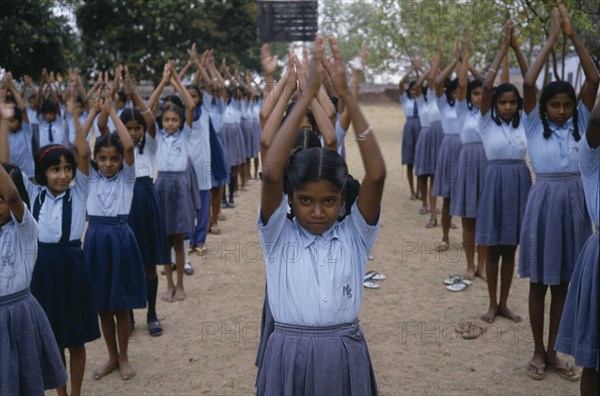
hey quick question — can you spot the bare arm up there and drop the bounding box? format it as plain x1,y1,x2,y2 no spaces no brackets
481,20,512,116
147,63,171,113
585,98,600,148
457,31,472,102
169,62,196,127
0,102,24,221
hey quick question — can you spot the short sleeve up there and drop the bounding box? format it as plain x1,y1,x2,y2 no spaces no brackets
400,92,408,104
579,133,599,179
145,131,158,154
456,99,468,115
346,200,381,253
437,94,448,111
11,205,39,244
181,123,192,141
121,159,137,184
202,92,213,112
577,101,591,134
72,168,89,201
257,195,289,257
22,173,40,206
479,110,492,135
522,106,542,138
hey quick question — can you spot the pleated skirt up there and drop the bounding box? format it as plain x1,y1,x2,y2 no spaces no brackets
414,121,444,176
209,121,229,187
241,117,254,160
220,122,245,167
251,118,261,158
155,169,200,235
518,173,592,284
450,142,488,218
433,134,462,198
401,116,421,165
30,241,101,349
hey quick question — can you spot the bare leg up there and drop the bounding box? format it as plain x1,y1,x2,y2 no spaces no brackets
240,161,247,190
581,368,600,396
94,310,119,380
162,237,175,302
428,176,437,223
497,245,521,322
476,244,487,280
546,282,579,380
115,310,136,380
462,217,476,280
440,197,451,245
253,157,259,179
418,175,428,212
407,164,416,198
172,234,186,301
57,348,67,396
481,245,500,323
68,345,86,396
210,186,223,230
528,282,548,377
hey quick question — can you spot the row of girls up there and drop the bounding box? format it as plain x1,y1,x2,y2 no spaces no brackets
400,6,599,394
0,48,262,395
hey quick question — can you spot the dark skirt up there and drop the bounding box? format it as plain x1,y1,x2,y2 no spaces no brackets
129,177,170,266
83,215,147,311
414,121,444,176
475,160,532,246
433,134,463,198
241,117,254,160
401,116,421,165
220,123,244,167
0,288,68,395
450,142,488,218
251,118,261,158
256,320,378,396
518,173,592,285
255,286,275,372
209,119,229,187
155,169,199,235
30,241,101,349
555,231,599,370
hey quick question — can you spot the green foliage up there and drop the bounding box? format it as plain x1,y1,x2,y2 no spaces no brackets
75,0,260,84
0,0,78,78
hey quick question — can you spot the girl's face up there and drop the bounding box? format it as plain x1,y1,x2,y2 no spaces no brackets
125,119,145,145
187,88,201,107
45,156,73,196
43,111,57,123
409,86,417,97
470,87,482,109
73,102,84,117
451,88,459,101
545,93,574,126
495,91,518,123
162,110,182,134
291,180,342,235
96,146,122,178
8,117,21,132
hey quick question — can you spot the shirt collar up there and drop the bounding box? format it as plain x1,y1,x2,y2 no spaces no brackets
293,219,339,248
547,118,574,135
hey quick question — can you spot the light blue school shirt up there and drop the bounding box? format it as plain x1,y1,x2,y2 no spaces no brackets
457,100,482,144
523,102,590,174
400,92,417,117
221,99,241,125
0,207,39,296
27,108,38,126
416,90,441,128
24,169,88,242
438,95,463,135
336,118,347,159
189,93,213,190
240,98,250,119
9,123,35,177
66,112,90,146
37,115,67,147
478,110,527,160
579,134,599,227
134,132,157,178
155,124,192,172
258,195,381,326
87,161,136,216
210,98,225,133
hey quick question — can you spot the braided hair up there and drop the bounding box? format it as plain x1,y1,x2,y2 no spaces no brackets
120,108,147,155
491,83,522,128
539,80,580,141
466,78,483,110
444,78,459,107
406,81,417,99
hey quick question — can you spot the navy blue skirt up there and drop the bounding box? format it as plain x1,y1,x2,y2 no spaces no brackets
251,118,261,158
220,123,245,167
30,241,101,349
518,173,592,285
241,117,254,160
401,116,421,165
83,216,147,311
256,320,378,396
155,169,199,236
209,119,229,186
450,142,488,218
475,160,532,246
555,231,599,370
255,286,275,373
0,288,68,395
129,177,170,266
414,121,444,176
433,134,462,198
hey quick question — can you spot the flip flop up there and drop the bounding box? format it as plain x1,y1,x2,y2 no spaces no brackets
450,223,458,229
526,362,546,380
418,207,429,215
446,279,472,292
425,219,437,228
147,319,163,337
363,280,380,289
436,241,449,252
548,362,581,381
364,271,386,281
443,274,463,285
462,323,486,339
454,321,476,335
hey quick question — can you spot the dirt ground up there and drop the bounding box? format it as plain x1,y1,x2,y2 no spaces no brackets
62,104,580,395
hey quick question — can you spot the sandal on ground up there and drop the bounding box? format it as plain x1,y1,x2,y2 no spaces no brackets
443,274,463,285
418,207,429,215
363,280,380,289
194,246,207,256
446,279,472,292
425,219,437,228
548,362,580,382
364,270,386,281
147,319,163,337
410,193,417,201
461,322,486,339
218,213,227,221
210,226,221,235
436,241,449,252
526,362,546,380
184,262,193,276
450,223,458,229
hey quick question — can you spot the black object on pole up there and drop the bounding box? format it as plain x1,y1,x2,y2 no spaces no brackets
257,0,318,42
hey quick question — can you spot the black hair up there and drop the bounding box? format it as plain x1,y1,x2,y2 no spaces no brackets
421,85,428,102
120,108,147,154
406,81,417,99
284,147,358,221
10,106,23,130
163,94,184,109
293,128,322,150
1,163,30,209
491,83,522,128
466,78,483,110
41,99,59,115
444,78,459,107
283,101,316,131
34,144,77,186
330,96,339,113
116,91,127,103
92,132,124,171
75,95,85,107
186,84,203,106
539,80,580,141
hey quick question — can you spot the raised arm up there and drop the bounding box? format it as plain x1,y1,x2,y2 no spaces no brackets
560,4,600,111
73,90,100,176
260,47,293,128
435,41,460,97
457,31,472,101
260,43,278,96
124,67,156,138
522,9,561,113
169,62,196,127
103,88,134,166
481,20,512,116
0,101,24,221
586,97,600,148
0,91,11,163
329,35,385,225
147,63,171,113
5,73,29,124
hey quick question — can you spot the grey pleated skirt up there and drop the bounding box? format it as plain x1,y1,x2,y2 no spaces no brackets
401,116,421,165
155,166,201,235
433,134,462,198
450,142,488,218
414,121,444,176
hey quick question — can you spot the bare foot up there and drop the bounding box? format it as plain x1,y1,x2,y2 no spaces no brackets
481,306,498,323
94,357,118,380
118,359,136,381
161,287,174,302
463,270,475,280
173,287,186,301
475,270,487,281
498,305,522,322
